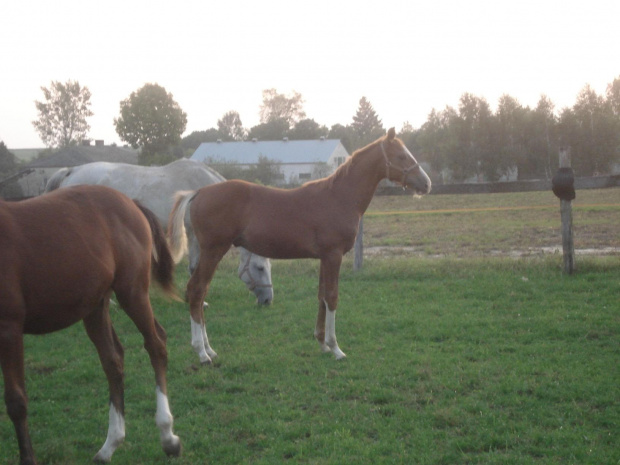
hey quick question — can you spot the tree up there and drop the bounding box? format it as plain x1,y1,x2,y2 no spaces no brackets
451,93,494,181
417,106,459,182
32,80,93,148
495,94,527,180
526,95,557,179
247,118,290,141
0,141,17,176
606,76,620,117
181,129,221,152
259,89,306,128
397,122,420,154
217,111,246,141
0,141,23,198
563,84,617,175
288,118,328,140
114,83,187,164
351,97,384,148
327,124,355,153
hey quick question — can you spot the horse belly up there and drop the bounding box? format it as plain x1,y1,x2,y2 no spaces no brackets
239,220,320,259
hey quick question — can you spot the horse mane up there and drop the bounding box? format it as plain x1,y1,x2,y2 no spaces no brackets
316,134,388,189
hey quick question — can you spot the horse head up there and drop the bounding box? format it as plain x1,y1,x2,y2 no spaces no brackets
237,247,273,305
380,128,431,195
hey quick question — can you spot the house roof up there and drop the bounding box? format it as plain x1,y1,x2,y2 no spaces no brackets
191,139,345,165
27,145,138,168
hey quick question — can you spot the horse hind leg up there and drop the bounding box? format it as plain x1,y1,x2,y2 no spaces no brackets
152,320,182,457
0,321,36,465
115,289,181,458
186,245,228,364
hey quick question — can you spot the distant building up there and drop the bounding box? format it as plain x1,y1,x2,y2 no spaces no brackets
191,138,349,185
14,140,138,198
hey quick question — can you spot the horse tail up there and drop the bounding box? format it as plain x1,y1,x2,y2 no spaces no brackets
44,167,72,192
134,200,180,301
167,190,196,263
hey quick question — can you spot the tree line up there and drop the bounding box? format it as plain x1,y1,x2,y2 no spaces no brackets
183,81,620,182
3,77,619,184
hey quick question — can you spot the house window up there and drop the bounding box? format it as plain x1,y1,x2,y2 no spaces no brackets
335,157,345,166
299,173,311,180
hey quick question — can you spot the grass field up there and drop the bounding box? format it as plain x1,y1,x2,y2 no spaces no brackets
0,189,618,464
363,187,620,257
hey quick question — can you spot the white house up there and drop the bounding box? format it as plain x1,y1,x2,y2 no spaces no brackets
190,138,349,185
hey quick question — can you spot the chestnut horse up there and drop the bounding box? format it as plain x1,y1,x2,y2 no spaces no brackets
168,128,431,363
44,159,274,305
0,185,181,465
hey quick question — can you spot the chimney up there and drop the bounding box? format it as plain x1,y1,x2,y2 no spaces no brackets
283,137,289,142
95,140,104,147
252,138,258,142
82,140,91,146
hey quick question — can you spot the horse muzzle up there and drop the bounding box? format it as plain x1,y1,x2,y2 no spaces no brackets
255,286,273,305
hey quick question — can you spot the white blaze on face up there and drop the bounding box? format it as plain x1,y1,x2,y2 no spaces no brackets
403,145,432,194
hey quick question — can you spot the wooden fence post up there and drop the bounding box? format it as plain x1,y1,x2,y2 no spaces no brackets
354,216,363,271
552,147,575,274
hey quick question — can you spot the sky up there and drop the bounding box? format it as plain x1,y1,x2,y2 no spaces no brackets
1,0,619,149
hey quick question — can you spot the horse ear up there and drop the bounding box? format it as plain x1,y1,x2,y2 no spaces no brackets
387,127,396,141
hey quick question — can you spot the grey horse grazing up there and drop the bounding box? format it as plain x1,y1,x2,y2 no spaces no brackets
45,159,273,305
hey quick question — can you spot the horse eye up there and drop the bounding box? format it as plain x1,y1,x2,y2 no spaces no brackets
256,266,265,272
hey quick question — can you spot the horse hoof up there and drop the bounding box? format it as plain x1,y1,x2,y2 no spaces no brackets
163,435,182,457
93,452,112,463
200,357,212,366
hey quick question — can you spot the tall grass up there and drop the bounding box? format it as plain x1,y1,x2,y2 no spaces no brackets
1,253,618,464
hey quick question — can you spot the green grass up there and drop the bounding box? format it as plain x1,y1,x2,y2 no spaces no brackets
1,255,618,465
1,188,619,464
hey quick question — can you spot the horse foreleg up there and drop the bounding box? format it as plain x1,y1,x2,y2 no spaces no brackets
317,254,346,360
324,299,346,360
0,322,36,465
314,264,328,352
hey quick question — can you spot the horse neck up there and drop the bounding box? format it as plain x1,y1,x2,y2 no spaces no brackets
330,142,385,215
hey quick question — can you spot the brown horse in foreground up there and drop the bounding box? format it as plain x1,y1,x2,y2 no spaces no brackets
0,185,181,465
168,128,432,363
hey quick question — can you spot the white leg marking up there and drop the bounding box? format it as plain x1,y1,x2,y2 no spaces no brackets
156,387,181,457
324,300,346,360
191,317,212,364
202,322,218,360
314,324,331,353
94,404,125,462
